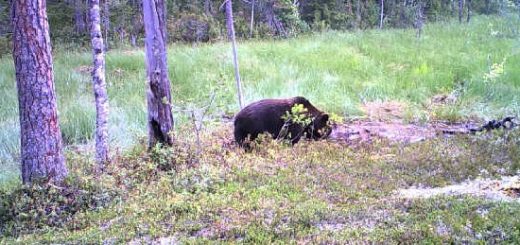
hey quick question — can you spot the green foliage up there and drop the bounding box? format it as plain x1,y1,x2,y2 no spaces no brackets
0,37,11,58
299,0,349,30
483,58,506,83
60,97,96,144
1,15,520,170
168,13,222,42
2,3,520,243
400,197,520,243
1,124,520,243
149,140,198,171
275,0,311,36
282,104,312,127
0,175,119,237
46,2,88,46
0,0,509,49
328,112,344,124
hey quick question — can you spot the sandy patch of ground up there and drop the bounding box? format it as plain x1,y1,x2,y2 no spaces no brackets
329,120,481,144
395,175,520,202
332,100,492,144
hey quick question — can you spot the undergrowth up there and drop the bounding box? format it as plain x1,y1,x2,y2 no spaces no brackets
1,125,519,243
1,15,520,174
1,13,520,244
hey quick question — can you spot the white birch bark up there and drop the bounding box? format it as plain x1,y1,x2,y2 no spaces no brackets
379,0,384,29
89,0,110,165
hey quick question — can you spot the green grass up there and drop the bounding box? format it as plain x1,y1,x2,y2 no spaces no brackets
1,125,519,243
1,15,520,242
1,15,520,168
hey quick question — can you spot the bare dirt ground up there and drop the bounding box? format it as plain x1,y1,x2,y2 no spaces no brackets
221,100,520,202
330,119,520,202
328,101,520,202
330,100,481,144
395,176,520,203
329,120,480,144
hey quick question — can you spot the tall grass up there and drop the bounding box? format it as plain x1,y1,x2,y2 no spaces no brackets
0,15,519,183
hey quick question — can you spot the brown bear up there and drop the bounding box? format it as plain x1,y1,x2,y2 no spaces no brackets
234,96,331,148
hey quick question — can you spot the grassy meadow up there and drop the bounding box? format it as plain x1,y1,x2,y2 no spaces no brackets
1,15,520,243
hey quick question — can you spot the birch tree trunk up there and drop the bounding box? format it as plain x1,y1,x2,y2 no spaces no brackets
415,1,424,38
11,0,68,184
249,0,255,38
88,0,110,165
379,0,384,29
142,0,175,147
225,0,244,109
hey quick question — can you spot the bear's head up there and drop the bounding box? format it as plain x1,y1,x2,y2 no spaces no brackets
306,113,331,140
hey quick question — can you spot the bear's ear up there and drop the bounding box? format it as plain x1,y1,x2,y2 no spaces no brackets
321,114,329,123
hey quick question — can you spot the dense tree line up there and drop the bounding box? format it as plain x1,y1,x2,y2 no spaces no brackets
0,0,506,52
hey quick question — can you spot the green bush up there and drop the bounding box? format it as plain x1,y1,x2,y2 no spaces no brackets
149,141,198,172
0,178,118,237
0,36,11,58
169,14,222,43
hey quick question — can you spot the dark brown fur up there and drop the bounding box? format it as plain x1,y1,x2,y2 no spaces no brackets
234,96,330,148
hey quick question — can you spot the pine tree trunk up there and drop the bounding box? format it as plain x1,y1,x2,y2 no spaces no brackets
74,0,87,34
458,0,464,23
451,0,456,16
355,0,361,29
415,1,424,38
225,0,244,109
130,0,142,47
466,0,471,22
88,0,110,165
11,0,68,184
346,0,353,15
262,1,286,37
142,0,175,147
204,0,214,16
517,0,520,18
103,0,110,50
